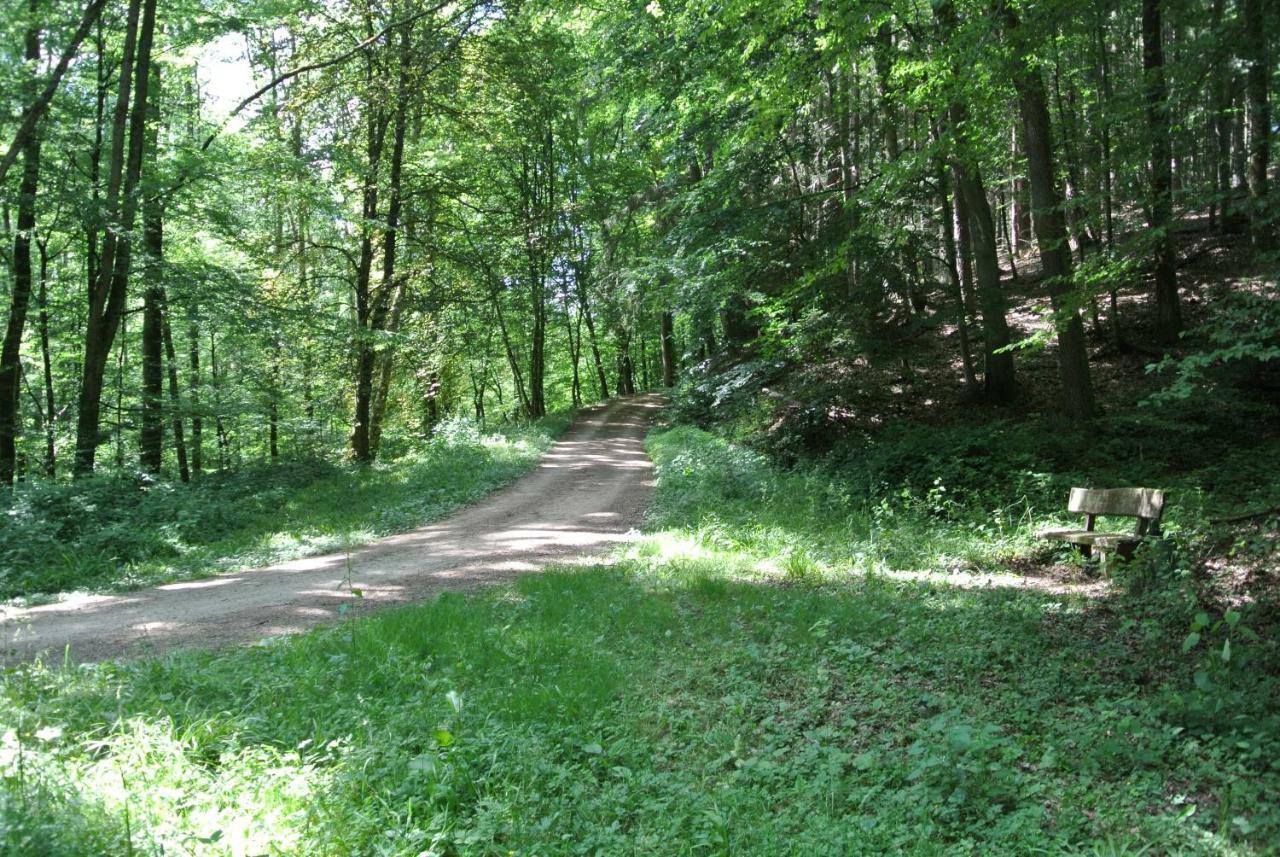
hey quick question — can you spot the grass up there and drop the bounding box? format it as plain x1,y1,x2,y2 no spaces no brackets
0,414,571,602
1,421,1277,855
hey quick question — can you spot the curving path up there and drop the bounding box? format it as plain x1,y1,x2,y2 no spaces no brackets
2,394,663,664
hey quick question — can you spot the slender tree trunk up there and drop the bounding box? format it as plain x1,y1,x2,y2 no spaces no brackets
953,179,977,319
1095,19,1122,344
562,289,583,406
1243,0,1271,246
37,241,55,476
938,160,978,392
188,314,202,477
139,65,164,473
0,5,43,487
1144,0,1182,344
85,21,105,300
574,266,609,399
492,292,530,415
1211,0,1231,230
161,302,188,482
1005,3,1097,422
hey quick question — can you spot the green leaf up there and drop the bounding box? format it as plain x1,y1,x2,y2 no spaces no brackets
582,742,603,755
434,729,455,747
1193,671,1213,691
1224,609,1241,628
1181,632,1201,653
1221,638,1231,663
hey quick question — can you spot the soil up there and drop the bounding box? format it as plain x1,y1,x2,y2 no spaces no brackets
0,394,664,664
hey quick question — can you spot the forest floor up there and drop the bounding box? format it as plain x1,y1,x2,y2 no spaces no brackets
0,395,663,663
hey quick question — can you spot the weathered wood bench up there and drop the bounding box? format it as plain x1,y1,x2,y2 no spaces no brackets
1039,487,1165,571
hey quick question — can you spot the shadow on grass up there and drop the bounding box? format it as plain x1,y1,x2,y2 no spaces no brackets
4,557,1276,855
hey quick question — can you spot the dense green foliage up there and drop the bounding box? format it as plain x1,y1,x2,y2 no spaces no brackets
0,0,1276,484
0,415,566,600
1,0,1277,851
2,422,1276,855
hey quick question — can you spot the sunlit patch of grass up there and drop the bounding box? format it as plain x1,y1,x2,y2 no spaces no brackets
645,426,1048,582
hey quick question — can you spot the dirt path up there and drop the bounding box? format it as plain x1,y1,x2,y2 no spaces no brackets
2,395,663,664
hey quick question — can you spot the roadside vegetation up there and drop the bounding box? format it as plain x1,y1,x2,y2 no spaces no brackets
0,415,569,602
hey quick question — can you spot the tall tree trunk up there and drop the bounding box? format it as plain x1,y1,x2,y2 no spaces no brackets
562,289,583,407
1211,0,1232,231
139,65,164,473
1004,3,1097,422
161,303,188,482
953,179,977,319
85,20,106,300
660,310,677,387
492,292,530,415
1144,0,1182,344
1243,0,1271,246
0,4,43,487
1094,18,1122,344
348,24,389,463
188,314,202,477
74,0,157,476
938,159,978,392
37,240,55,476
528,282,546,417
574,265,609,399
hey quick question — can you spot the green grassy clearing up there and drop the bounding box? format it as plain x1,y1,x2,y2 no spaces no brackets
2,420,1276,855
0,415,570,602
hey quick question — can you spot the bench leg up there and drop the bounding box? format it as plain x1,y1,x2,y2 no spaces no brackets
1097,549,1110,576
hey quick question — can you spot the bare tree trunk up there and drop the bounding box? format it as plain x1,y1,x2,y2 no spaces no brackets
37,240,55,476
0,4,43,487
938,158,978,392
1243,0,1271,246
1144,0,1182,344
139,65,163,473
188,314,202,477
574,265,609,399
161,303,189,482
660,310,677,387
1211,0,1231,231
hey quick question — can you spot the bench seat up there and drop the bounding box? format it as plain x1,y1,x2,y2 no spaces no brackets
1037,528,1136,547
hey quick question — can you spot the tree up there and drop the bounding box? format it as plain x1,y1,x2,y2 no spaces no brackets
1143,0,1181,344
1003,2,1097,422
0,0,44,486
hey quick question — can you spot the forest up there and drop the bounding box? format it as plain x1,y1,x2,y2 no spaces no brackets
0,0,1278,853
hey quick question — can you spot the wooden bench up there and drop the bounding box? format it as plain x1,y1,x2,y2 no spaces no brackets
1039,487,1165,571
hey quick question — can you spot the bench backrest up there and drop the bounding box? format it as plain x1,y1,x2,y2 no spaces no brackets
1068,487,1165,535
